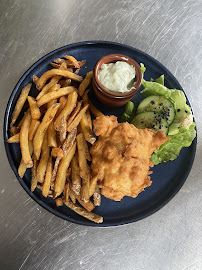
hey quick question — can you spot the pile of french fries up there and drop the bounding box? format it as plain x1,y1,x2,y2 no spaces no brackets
7,55,104,224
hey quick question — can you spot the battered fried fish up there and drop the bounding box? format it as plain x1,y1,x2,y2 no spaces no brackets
90,116,170,201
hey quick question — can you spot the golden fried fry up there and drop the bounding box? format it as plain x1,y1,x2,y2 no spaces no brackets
37,86,76,107
64,55,80,69
20,111,33,168
36,77,61,99
36,69,83,90
42,156,53,197
47,121,57,148
33,75,39,85
78,71,93,96
70,190,95,212
28,119,40,141
54,142,76,198
51,157,61,190
59,78,71,87
33,103,60,160
7,133,20,143
17,112,27,128
89,175,98,197
59,116,67,143
80,113,96,144
51,147,64,158
27,96,41,120
82,133,91,161
18,141,33,178
71,155,81,195
55,198,63,207
63,182,70,202
10,126,20,136
62,128,77,157
11,83,31,126
93,184,101,206
67,104,89,132
69,190,76,204
66,101,82,127
31,154,38,192
54,91,78,130
36,133,50,183
76,133,88,181
64,200,103,223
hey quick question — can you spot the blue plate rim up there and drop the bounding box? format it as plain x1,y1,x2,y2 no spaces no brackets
3,40,197,227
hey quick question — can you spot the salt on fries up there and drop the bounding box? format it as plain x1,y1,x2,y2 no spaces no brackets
7,55,104,223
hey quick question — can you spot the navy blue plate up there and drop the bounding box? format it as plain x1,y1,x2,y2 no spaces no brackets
4,41,197,227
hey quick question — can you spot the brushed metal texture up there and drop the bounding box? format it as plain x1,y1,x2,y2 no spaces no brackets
0,0,201,269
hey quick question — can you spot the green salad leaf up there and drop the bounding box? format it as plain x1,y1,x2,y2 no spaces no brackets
151,122,196,165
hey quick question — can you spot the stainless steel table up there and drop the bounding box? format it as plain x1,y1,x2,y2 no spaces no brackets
0,0,201,269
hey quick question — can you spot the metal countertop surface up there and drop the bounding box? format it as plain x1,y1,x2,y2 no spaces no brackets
0,0,201,269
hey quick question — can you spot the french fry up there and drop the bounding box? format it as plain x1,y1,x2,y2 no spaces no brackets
36,76,61,99
82,89,92,129
62,128,77,157
67,104,89,132
28,119,40,141
51,157,61,190
76,133,88,181
93,184,101,206
53,58,86,68
78,71,93,96
64,55,80,69
10,126,20,136
37,86,76,107
54,91,78,130
47,121,57,148
59,116,67,143
7,133,20,143
33,103,60,160
82,133,91,161
18,141,33,178
88,99,104,117
69,191,76,204
66,101,82,127
20,111,33,168
55,96,67,118
59,78,71,87
54,142,76,198
63,182,70,202
36,133,50,183
27,96,41,120
36,69,83,90
71,155,81,195
89,175,98,197
11,83,31,126
42,156,53,197
64,200,103,223
46,84,61,109
55,198,63,207
51,147,64,158
33,75,39,85
31,154,38,192
80,113,96,144
70,190,95,212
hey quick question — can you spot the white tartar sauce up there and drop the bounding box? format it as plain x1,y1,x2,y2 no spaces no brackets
98,61,136,93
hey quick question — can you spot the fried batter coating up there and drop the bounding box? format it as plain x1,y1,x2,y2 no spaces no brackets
90,116,170,201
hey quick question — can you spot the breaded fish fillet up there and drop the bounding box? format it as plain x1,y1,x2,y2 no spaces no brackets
90,116,170,201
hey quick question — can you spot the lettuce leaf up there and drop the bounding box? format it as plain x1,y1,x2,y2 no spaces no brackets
150,122,196,165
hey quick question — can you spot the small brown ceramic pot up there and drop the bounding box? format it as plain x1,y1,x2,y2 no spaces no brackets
92,54,142,107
